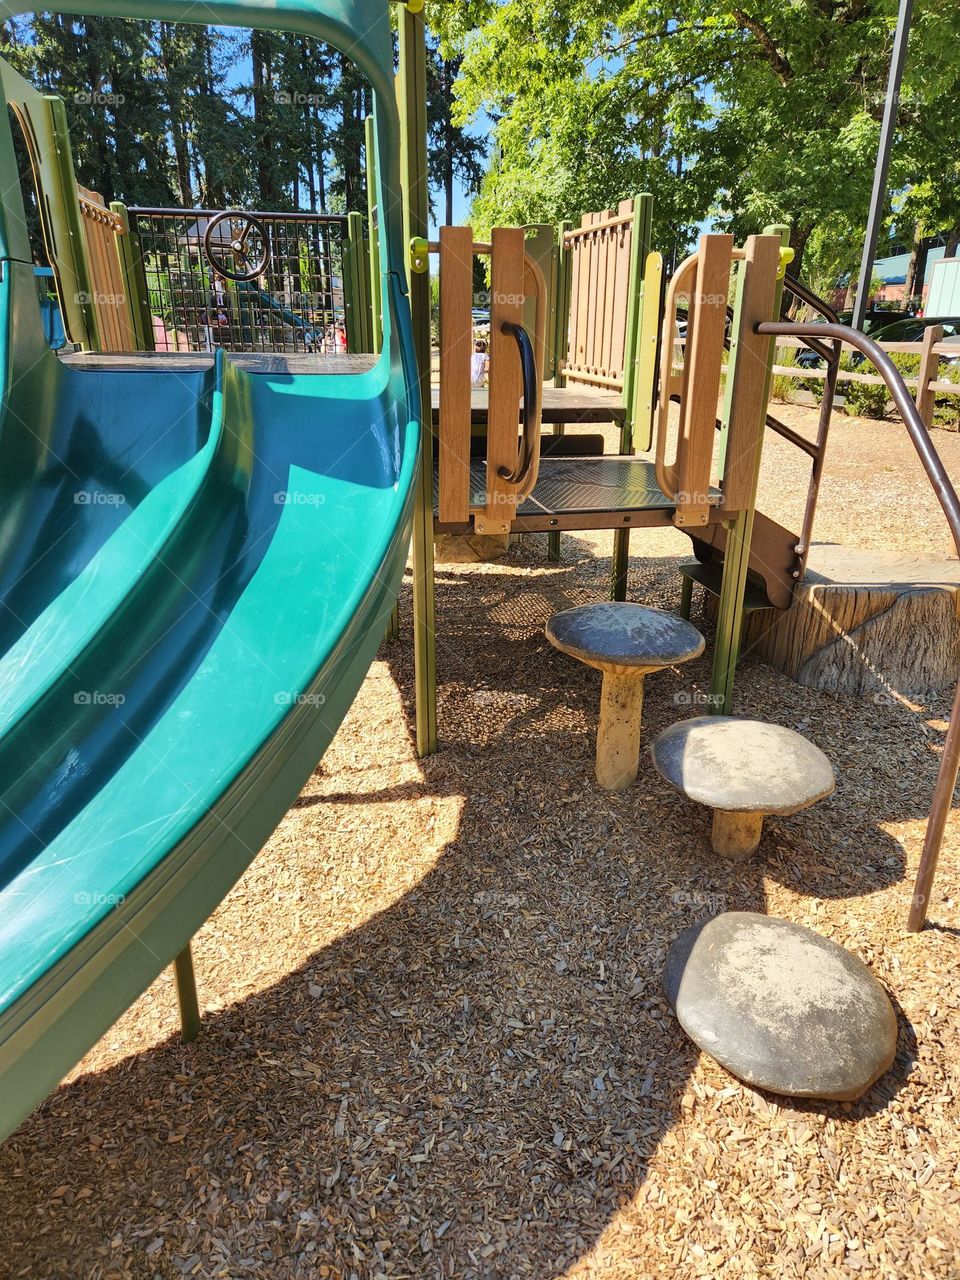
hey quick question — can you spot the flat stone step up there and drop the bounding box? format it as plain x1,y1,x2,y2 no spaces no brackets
664,912,898,1101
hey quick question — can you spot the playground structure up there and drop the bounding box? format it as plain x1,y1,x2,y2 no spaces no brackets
0,0,958,1142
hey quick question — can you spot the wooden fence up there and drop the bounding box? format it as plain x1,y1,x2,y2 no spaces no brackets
769,328,959,428
561,198,637,392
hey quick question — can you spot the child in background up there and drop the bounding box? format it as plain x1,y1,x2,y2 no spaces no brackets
471,339,488,387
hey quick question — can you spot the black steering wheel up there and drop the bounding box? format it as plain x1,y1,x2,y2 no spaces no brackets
203,211,270,283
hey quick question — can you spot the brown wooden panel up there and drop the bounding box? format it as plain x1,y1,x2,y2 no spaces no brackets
721,233,783,514
674,234,733,527
77,185,136,352
480,226,525,532
438,225,474,523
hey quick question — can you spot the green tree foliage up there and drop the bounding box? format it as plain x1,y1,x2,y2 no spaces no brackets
0,13,488,226
433,0,960,282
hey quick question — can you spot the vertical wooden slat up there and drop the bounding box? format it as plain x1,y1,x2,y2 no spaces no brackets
674,233,734,527
915,323,943,430
480,226,525,533
438,225,473,523
609,198,632,379
721,234,784,513
574,213,592,370
585,211,602,374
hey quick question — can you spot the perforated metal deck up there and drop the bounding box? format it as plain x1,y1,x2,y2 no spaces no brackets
467,456,720,515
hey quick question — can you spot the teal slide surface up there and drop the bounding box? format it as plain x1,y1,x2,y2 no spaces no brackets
0,0,422,1142
0,263,419,1139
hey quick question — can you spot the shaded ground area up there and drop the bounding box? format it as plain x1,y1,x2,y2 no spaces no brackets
0,408,958,1278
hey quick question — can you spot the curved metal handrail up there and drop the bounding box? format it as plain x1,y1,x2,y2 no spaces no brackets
782,274,841,326
759,319,960,933
498,321,540,485
759,323,960,554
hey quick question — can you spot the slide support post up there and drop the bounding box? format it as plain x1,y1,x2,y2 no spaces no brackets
173,943,202,1044
364,115,382,355
399,3,437,756
548,219,573,563
610,192,653,601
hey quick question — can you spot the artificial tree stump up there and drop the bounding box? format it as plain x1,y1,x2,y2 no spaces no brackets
741,546,960,698
546,603,705,791
650,716,835,859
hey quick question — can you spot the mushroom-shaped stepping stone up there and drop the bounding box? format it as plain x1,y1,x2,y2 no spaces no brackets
650,716,835,858
664,913,898,1100
546,603,704,791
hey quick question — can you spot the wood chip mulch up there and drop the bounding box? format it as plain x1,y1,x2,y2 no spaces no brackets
0,408,958,1279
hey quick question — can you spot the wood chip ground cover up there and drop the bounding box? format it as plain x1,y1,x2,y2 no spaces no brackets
0,408,958,1278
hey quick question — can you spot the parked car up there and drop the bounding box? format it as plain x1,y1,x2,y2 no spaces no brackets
795,314,959,369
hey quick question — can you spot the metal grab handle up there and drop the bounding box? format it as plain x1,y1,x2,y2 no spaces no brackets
497,320,540,485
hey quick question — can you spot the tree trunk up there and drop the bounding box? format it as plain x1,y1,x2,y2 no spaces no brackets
160,24,191,205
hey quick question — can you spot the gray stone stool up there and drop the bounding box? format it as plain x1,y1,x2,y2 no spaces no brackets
650,715,835,858
546,603,705,791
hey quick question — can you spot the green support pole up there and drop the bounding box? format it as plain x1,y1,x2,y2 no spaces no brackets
367,113,388,646
364,114,382,356
679,573,694,621
610,192,654,601
399,3,437,756
548,219,573,563
710,224,791,714
344,210,372,354
173,942,202,1044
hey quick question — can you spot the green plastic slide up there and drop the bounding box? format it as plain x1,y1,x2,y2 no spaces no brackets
0,0,420,1139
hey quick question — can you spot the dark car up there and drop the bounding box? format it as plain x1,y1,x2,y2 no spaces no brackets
795,314,959,369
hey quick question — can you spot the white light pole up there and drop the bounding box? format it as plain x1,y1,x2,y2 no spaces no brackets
851,0,914,331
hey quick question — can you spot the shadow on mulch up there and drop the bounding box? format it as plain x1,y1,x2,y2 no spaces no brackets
0,538,932,1278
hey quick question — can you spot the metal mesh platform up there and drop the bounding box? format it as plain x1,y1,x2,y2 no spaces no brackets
467,456,720,515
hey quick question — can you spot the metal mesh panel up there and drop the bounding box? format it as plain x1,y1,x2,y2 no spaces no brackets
129,208,349,354
466,458,720,514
